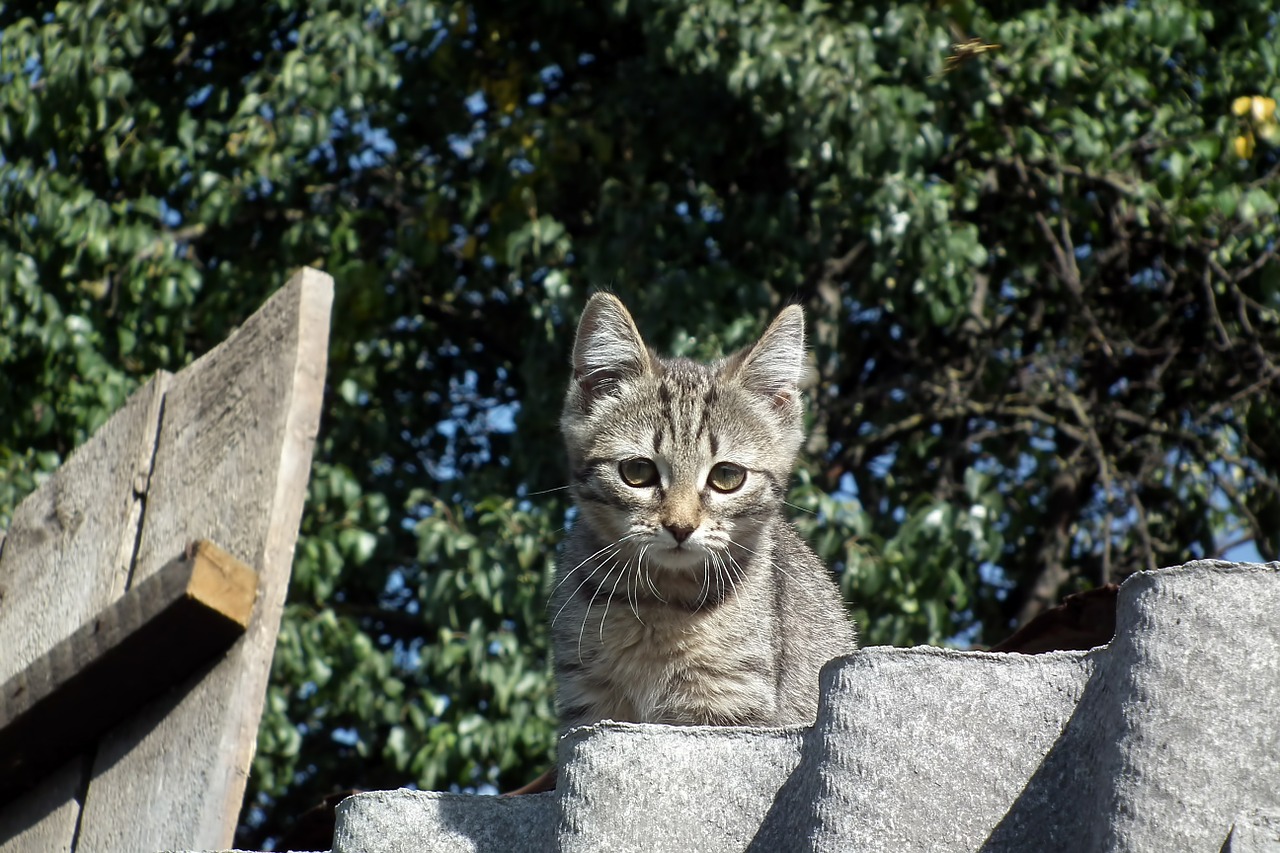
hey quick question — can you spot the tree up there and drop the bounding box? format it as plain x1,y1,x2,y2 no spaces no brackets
1,0,1277,846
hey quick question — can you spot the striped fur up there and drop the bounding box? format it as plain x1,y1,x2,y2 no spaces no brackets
552,294,857,729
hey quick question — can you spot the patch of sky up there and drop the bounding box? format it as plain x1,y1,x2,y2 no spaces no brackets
421,25,449,57
834,471,859,500
22,53,42,84
392,636,423,668
331,727,359,746
1015,449,1041,480
539,63,564,86
1129,265,1165,290
393,314,426,333
244,175,275,201
159,198,183,227
850,305,883,325
186,84,213,109
448,129,478,159
705,236,722,261
866,450,895,480
945,611,984,648
349,119,397,169
978,560,1016,604
1224,539,1264,563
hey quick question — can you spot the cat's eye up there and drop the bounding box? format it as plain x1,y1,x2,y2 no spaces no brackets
708,462,746,493
619,457,659,487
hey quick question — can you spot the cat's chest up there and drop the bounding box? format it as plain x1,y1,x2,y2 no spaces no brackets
604,606,731,664
589,601,772,723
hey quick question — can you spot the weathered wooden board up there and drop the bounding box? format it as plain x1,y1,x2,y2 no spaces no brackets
73,268,332,851
0,374,170,684
0,541,257,806
0,760,85,853
0,373,170,851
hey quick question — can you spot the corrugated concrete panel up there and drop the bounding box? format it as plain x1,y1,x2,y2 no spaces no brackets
204,561,1280,853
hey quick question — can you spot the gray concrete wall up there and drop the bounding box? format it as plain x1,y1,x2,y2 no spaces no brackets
193,560,1280,853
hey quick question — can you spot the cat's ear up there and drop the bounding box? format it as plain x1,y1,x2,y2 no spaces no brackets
731,305,806,411
571,293,652,401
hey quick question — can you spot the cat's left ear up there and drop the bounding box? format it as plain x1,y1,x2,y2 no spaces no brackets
571,293,653,403
731,305,806,411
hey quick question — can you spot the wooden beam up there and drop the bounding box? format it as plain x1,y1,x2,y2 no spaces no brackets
0,541,256,806
75,266,332,851
0,372,170,849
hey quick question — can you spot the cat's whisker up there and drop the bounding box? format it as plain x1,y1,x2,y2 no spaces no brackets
525,484,573,497
645,558,667,603
599,546,635,642
721,544,741,577
632,542,664,603
696,557,711,611
578,558,620,663
716,551,739,599
552,546,621,629
626,562,644,625
727,536,801,587
551,533,642,597
783,500,817,515
723,549,747,591
710,553,727,609
765,555,802,587
638,544,657,600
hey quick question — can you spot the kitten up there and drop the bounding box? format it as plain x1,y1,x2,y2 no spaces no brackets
551,293,856,729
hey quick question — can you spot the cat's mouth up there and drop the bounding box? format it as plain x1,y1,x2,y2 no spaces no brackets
648,540,710,569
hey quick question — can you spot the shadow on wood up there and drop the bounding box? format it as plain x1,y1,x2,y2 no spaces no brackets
0,267,332,852
0,541,256,806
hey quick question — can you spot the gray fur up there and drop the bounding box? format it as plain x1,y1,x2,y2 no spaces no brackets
552,294,857,729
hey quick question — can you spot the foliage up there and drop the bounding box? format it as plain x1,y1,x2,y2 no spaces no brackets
1,0,1277,845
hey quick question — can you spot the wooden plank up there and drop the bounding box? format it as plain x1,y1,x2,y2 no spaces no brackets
0,760,85,853
74,267,333,851
0,373,170,850
0,541,257,806
0,373,170,684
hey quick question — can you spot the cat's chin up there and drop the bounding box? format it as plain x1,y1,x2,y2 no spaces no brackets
645,544,715,573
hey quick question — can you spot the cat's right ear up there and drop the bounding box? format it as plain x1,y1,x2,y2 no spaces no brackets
570,294,652,403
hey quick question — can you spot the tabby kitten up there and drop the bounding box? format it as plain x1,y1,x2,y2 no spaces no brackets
551,294,856,729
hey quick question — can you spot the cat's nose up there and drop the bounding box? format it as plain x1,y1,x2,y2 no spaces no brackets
665,522,696,543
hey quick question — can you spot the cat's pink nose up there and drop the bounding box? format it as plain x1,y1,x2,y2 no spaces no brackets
665,523,696,543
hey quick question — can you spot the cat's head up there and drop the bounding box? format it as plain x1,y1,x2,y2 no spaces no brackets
561,293,807,572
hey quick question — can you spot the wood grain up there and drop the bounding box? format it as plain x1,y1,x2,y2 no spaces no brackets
0,373,170,851
0,374,170,685
74,267,332,851
0,541,257,806
0,761,86,853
